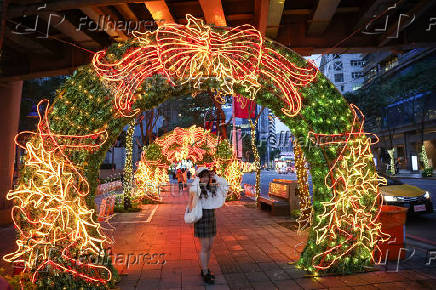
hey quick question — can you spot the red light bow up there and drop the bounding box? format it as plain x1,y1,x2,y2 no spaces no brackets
92,15,318,118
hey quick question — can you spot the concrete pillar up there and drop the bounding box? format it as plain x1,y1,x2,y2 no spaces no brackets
0,80,23,225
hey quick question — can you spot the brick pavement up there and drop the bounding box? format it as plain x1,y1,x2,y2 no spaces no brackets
1,184,435,289
111,185,436,289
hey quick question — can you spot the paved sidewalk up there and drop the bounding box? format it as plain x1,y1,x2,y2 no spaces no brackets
387,169,436,180
110,185,436,289
1,184,436,289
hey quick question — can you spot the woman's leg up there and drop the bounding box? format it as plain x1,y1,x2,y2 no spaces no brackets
199,237,210,272
206,236,214,266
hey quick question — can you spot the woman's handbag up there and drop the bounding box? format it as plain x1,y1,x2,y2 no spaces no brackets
184,194,202,224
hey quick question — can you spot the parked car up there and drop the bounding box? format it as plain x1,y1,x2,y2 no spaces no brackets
379,174,433,214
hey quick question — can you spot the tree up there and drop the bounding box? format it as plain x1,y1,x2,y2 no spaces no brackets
344,55,436,173
258,141,267,164
242,134,254,161
211,92,228,139
163,93,215,131
20,76,66,131
246,106,265,197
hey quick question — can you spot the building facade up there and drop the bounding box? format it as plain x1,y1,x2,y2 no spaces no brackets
275,130,292,153
362,48,436,172
319,54,365,94
256,107,277,165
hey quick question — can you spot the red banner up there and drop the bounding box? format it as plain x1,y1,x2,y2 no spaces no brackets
205,121,217,134
234,96,255,119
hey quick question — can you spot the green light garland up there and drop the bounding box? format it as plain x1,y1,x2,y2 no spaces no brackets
123,120,135,209
12,20,384,280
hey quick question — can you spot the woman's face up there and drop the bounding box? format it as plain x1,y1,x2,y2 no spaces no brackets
199,172,210,184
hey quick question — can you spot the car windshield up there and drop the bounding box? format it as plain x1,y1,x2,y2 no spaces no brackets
384,177,404,186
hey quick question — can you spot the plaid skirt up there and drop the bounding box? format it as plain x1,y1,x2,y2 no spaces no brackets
194,209,216,238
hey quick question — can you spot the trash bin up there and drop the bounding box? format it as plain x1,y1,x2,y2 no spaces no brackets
376,205,408,261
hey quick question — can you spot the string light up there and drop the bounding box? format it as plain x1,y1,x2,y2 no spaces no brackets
6,13,385,279
307,104,389,271
387,148,395,175
4,100,112,284
240,161,255,173
249,120,261,198
134,160,168,202
293,140,312,232
122,120,135,208
154,126,218,163
421,144,430,169
92,14,317,118
135,126,242,201
224,158,243,200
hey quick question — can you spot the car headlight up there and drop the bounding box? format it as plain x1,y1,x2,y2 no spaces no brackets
424,191,430,199
383,195,398,202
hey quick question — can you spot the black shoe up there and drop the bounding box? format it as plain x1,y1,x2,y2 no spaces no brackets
201,269,215,279
203,272,215,284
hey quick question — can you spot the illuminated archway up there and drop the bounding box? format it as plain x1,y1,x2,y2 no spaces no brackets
5,15,387,286
133,125,242,201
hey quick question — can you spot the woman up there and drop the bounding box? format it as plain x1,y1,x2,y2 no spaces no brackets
188,167,228,284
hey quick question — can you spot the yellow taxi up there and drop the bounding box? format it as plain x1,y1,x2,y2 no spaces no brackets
379,174,433,214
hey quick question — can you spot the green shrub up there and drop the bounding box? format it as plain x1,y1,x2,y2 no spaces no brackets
290,209,301,219
422,167,433,177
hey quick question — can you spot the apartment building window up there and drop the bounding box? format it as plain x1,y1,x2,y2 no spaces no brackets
384,56,398,71
340,85,344,92
334,61,343,71
352,71,364,79
350,60,365,67
334,73,344,82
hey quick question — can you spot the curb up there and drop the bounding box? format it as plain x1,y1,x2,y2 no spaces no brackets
406,234,436,247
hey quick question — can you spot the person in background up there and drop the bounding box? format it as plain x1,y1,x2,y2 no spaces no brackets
181,168,188,189
176,168,184,192
189,166,196,179
187,168,192,180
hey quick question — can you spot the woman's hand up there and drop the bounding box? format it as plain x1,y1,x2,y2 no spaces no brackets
187,191,195,211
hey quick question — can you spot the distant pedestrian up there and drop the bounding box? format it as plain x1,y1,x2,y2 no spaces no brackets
187,169,192,180
176,169,183,191
181,168,188,189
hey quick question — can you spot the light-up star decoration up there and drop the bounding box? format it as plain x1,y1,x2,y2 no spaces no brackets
93,14,318,118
